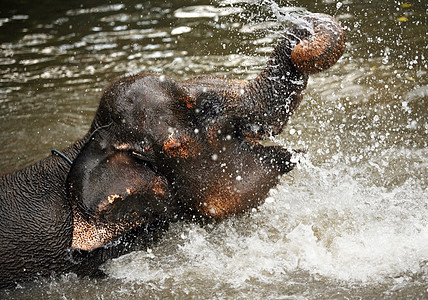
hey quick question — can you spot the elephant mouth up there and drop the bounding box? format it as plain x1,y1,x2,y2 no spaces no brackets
239,89,305,142
241,115,300,144
247,136,306,155
242,119,307,163
241,123,285,141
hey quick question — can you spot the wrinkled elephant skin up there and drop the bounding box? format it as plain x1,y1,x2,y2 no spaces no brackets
0,12,345,287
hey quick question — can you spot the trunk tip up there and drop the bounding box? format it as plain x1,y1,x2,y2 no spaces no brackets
291,13,346,74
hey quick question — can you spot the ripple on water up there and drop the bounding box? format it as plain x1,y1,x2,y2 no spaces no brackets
0,0,426,298
174,5,243,19
65,4,125,16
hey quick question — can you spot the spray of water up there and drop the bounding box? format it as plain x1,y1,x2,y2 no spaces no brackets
103,0,428,290
104,150,427,284
1,0,426,298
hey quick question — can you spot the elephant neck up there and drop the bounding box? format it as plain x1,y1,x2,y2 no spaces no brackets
62,135,91,163
0,135,90,199
45,134,91,177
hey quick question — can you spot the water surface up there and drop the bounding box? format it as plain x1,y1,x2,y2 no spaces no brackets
0,0,427,298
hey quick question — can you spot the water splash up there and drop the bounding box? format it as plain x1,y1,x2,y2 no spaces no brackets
1,0,426,298
104,154,428,285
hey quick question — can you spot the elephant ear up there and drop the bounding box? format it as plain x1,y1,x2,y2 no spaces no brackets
66,135,176,250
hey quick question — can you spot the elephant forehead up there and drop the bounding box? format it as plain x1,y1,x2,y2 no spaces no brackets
112,80,174,123
126,77,170,101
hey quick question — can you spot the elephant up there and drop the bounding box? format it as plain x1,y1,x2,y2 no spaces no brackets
0,12,345,288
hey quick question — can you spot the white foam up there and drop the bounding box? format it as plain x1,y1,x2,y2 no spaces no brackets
104,154,428,286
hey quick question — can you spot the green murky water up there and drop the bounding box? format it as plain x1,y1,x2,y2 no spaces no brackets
1,0,427,299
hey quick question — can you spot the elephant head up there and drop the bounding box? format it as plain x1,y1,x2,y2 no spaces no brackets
66,13,345,251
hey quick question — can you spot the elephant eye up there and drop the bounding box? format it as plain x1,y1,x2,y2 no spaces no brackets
131,150,149,162
130,151,157,171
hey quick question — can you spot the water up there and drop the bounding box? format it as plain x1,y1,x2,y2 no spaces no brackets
1,0,427,298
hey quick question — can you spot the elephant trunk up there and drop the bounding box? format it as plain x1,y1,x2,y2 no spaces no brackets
290,13,346,74
234,13,345,138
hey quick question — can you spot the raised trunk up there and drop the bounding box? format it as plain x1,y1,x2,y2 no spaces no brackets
234,13,345,138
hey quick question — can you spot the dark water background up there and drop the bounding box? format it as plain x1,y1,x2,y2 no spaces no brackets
0,0,427,299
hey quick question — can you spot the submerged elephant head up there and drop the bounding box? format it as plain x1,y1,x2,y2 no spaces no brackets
66,13,345,251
